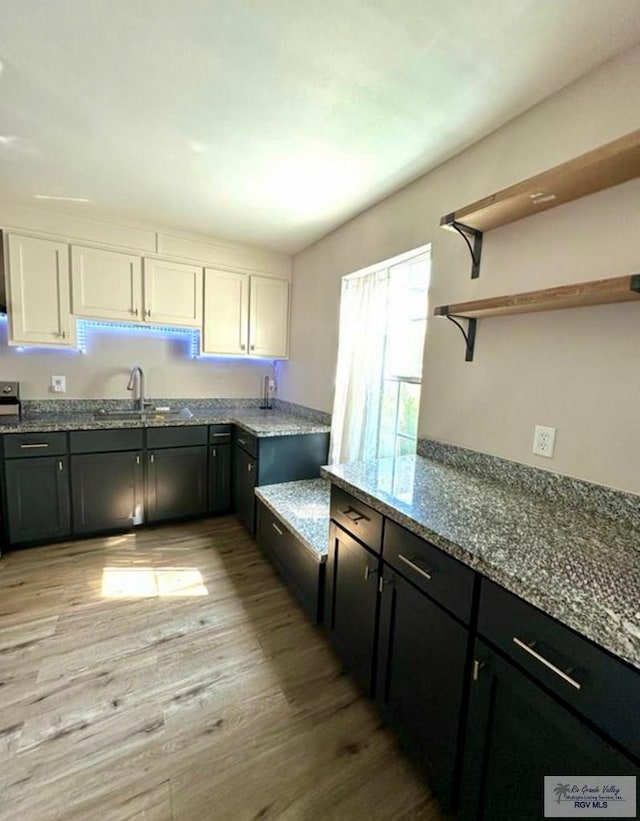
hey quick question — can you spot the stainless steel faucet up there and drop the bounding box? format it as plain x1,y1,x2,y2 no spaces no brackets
126,366,146,411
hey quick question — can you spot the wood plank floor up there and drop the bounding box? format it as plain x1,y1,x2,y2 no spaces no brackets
0,517,447,821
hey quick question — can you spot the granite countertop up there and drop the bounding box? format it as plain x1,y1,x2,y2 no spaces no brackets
322,455,640,671
0,410,330,438
255,478,330,561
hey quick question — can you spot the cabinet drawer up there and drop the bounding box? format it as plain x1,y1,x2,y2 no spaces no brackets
69,428,143,453
478,579,640,761
234,429,258,458
330,484,383,554
208,424,232,444
383,520,475,623
146,425,208,449
4,431,67,458
257,502,324,623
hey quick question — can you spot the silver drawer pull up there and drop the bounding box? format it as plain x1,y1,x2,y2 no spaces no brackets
272,523,283,536
513,637,581,691
211,433,228,438
364,565,375,581
238,438,247,445
398,553,432,581
20,443,49,449
343,506,369,524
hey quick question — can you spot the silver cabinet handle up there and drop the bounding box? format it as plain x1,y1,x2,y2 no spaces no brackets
238,438,247,445
343,506,370,524
364,565,375,581
136,455,140,465
472,659,484,682
378,576,390,593
247,463,254,472
240,343,246,351
145,309,151,318
58,460,63,472
20,443,49,449
61,330,67,339
272,522,283,536
133,307,139,316
250,344,255,351
211,433,228,438
513,637,581,690
398,553,432,581
150,453,155,464
211,447,217,456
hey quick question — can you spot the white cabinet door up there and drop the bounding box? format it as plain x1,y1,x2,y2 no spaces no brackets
143,259,203,327
202,268,249,355
6,234,75,346
71,245,142,321
249,275,289,358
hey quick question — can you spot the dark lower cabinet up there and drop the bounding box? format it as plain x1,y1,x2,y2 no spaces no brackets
325,522,379,695
147,446,208,523
209,444,231,514
256,501,325,623
71,451,144,534
376,567,470,813
233,445,257,533
5,456,70,543
459,639,638,821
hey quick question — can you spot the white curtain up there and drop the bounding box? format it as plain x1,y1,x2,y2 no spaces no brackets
329,269,389,464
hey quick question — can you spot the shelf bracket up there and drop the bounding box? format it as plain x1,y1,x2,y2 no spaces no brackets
445,217,483,279
446,314,477,362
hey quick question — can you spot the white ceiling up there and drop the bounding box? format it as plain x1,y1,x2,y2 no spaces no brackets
0,1,639,254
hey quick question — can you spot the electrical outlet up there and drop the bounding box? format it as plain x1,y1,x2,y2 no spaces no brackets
532,425,556,458
50,375,66,393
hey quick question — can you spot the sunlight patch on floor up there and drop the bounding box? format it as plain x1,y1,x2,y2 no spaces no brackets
101,567,209,598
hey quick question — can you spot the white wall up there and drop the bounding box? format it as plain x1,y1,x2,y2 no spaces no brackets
0,320,273,400
0,203,289,400
280,45,640,494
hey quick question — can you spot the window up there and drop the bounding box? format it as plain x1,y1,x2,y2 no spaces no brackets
330,247,430,464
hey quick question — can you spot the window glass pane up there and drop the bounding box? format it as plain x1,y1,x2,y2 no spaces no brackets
395,435,416,457
378,380,399,459
397,381,420,438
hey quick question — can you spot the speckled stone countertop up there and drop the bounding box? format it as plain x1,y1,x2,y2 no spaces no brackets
255,479,330,561
0,410,330,438
322,455,640,671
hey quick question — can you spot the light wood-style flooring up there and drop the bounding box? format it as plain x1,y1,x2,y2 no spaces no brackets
0,517,446,820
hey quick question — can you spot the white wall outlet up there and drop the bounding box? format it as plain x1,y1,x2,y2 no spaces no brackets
532,425,556,458
50,375,66,393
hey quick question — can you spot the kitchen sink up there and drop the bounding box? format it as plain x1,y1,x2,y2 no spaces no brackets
93,407,194,421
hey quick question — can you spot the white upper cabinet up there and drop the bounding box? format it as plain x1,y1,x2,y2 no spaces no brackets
202,270,289,358
143,258,203,327
249,275,289,358
6,234,75,346
71,245,142,321
202,268,249,355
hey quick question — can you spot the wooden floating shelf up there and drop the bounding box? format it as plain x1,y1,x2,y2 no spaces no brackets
440,129,640,234
434,274,640,320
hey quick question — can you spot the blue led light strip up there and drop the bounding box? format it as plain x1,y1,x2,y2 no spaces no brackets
76,319,201,358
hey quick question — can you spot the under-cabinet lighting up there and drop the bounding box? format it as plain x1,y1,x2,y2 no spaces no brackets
76,319,200,358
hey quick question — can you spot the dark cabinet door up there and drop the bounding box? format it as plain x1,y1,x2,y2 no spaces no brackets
459,640,638,821
233,445,257,533
147,446,207,523
71,451,144,534
5,456,70,543
376,568,470,812
325,522,379,695
209,444,231,514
